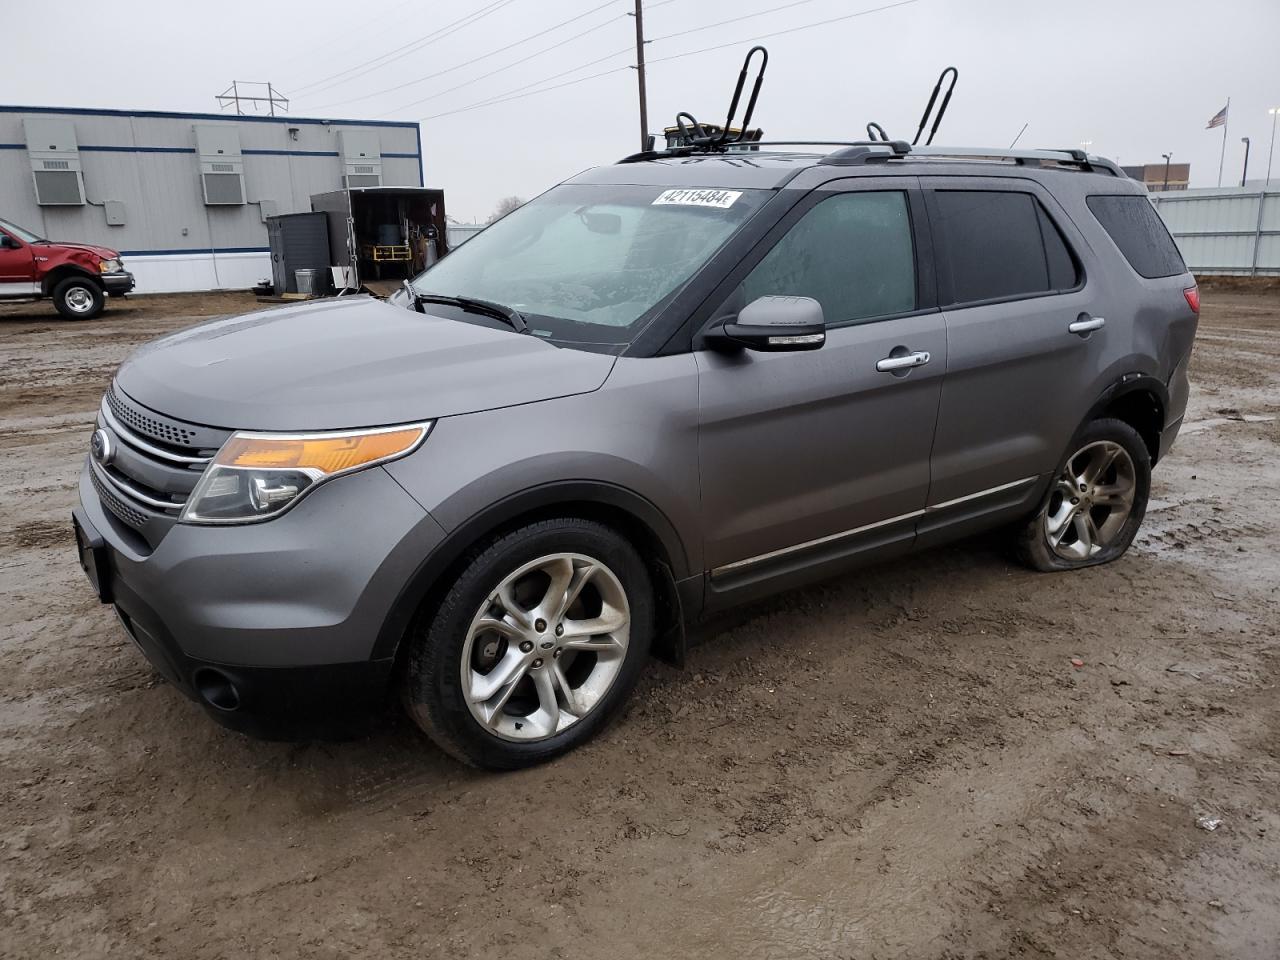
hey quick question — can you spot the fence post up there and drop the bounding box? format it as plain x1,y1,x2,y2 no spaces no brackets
1250,191,1267,276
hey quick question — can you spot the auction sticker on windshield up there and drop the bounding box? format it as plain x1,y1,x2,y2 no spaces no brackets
652,188,742,208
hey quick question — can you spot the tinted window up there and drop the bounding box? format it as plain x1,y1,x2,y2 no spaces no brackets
935,191,1081,304
1086,194,1186,279
739,191,916,324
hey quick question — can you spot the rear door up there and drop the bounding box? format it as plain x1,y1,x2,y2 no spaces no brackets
920,176,1108,532
695,177,946,592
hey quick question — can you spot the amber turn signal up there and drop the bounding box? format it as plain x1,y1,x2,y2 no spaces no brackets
216,426,428,476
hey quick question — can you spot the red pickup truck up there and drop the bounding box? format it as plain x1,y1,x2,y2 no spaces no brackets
0,217,134,320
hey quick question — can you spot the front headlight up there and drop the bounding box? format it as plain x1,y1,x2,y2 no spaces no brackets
180,422,432,524
98,258,123,274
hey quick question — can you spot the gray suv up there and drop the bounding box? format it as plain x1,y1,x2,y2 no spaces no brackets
73,140,1199,769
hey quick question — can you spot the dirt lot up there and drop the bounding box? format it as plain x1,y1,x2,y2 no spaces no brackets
1,288,1278,959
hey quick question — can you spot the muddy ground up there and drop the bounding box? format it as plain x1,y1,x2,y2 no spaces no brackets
1,288,1278,959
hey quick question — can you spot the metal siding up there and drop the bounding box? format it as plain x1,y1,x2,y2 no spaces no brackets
380,157,420,187
1149,187,1280,276
0,107,423,288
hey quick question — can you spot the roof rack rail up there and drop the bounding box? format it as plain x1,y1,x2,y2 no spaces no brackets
820,141,912,165
618,139,906,164
894,146,1124,176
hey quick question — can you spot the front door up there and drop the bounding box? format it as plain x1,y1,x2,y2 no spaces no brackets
0,229,36,296
696,179,945,590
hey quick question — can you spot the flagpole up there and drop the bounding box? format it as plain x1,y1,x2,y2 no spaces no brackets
1218,96,1230,187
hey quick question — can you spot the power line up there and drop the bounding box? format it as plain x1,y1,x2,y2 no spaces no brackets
272,0,423,72
314,0,684,116
310,0,624,113
383,0,838,116
417,0,919,122
290,0,519,97
646,0,919,66
654,0,843,45
381,33,632,117
422,65,635,121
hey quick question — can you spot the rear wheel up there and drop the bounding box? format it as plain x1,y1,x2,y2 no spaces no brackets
1015,418,1150,572
52,277,105,320
402,518,653,769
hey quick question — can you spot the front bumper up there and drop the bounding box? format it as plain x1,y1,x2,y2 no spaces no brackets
74,460,446,738
101,271,135,295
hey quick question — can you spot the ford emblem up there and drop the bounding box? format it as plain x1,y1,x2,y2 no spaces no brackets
90,428,114,466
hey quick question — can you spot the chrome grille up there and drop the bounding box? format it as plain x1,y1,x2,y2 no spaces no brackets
91,385,231,542
91,467,148,528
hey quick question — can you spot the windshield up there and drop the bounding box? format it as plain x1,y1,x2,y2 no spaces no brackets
410,182,768,346
0,218,44,243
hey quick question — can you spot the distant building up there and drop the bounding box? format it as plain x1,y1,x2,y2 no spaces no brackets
0,105,422,292
1121,162,1191,192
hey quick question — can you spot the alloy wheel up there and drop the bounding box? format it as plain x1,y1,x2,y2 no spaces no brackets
1043,440,1137,561
460,553,630,742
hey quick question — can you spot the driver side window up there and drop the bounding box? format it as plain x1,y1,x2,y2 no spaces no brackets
738,191,917,325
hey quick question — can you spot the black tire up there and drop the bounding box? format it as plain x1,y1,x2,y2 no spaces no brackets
1014,417,1151,572
402,518,653,769
52,277,105,320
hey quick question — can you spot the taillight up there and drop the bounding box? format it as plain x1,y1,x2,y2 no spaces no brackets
1183,285,1200,314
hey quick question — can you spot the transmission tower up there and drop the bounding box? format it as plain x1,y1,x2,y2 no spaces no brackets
216,82,290,116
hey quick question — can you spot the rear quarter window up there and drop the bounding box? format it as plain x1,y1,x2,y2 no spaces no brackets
1086,194,1187,279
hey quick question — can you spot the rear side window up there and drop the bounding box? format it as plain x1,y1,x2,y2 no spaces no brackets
932,191,1080,305
1086,194,1186,279
740,191,916,324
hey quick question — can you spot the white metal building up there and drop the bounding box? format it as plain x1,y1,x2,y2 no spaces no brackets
0,105,422,292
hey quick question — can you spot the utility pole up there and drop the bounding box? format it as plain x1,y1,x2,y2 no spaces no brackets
1241,137,1251,186
630,0,649,152
1162,152,1172,191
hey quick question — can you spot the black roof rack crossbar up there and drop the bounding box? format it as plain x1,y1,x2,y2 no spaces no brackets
913,66,958,146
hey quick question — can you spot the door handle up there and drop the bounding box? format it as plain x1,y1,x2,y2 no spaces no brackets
1068,316,1105,336
876,350,931,372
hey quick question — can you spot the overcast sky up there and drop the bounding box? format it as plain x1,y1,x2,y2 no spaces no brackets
8,0,1280,221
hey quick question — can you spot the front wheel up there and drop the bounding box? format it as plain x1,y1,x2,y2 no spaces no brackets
52,277,105,320
1015,418,1151,572
402,518,653,769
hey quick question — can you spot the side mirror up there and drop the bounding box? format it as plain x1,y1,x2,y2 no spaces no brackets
707,295,826,352
0,234,18,249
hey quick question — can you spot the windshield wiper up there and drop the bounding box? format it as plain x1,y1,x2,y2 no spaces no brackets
405,286,528,334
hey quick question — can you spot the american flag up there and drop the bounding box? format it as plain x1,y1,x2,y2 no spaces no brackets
1206,104,1229,129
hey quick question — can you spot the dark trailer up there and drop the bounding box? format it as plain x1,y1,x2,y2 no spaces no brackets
310,186,448,294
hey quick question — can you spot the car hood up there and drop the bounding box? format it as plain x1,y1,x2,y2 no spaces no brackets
38,240,118,258
115,296,616,431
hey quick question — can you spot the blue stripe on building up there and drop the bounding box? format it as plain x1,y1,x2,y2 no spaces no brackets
4,142,420,161
118,246,272,257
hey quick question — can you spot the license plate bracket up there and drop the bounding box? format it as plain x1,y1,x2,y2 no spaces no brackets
72,510,113,604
